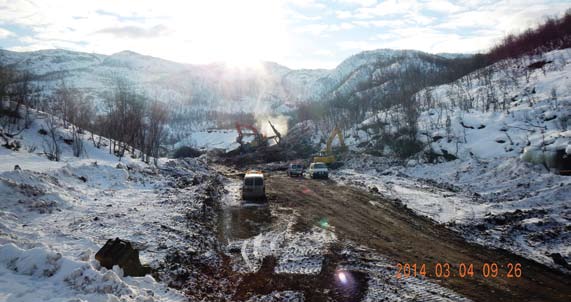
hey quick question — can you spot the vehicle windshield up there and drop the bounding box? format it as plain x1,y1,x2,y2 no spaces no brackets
291,165,302,169
314,164,326,169
245,177,263,186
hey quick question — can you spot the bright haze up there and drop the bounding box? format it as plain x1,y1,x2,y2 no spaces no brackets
0,0,569,69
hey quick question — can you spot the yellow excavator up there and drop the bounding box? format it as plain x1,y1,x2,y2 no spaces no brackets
312,126,346,165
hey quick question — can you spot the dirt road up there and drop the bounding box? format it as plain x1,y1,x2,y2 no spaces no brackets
263,173,570,302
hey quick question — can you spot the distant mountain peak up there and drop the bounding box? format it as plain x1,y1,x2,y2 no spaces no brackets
110,50,142,57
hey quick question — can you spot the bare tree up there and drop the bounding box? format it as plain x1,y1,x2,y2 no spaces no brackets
103,77,142,159
145,100,169,165
0,70,36,135
43,114,61,161
53,80,90,157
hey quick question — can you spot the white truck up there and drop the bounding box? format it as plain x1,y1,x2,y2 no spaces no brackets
308,162,329,179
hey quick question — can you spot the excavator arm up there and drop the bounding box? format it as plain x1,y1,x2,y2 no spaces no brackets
268,120,282,144
313,126,346,165
325,127,345,153
235,122,244,145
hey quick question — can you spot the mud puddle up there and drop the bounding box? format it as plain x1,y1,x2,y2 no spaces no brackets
214,174,370,301
217,178,285,243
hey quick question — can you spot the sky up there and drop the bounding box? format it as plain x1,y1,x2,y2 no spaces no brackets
0,0,569,69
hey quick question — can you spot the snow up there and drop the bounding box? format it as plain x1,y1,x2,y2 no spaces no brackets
2,42,570,298
337,48,571,270
0,112,224,301
0,165,188,301
334,153,571,270
246,291,304,302
339,244,471,302
174,129,245,151
332,157,485,224
0,242,184,301
404,157,571,267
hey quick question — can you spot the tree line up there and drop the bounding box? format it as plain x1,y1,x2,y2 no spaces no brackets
289,8,571,158
0,61,169,164
487,9,571,64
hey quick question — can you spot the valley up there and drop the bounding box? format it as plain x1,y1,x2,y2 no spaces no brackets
1,6,570,301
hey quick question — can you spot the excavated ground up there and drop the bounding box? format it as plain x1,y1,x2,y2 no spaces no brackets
259,172,570,301
212,162,570,301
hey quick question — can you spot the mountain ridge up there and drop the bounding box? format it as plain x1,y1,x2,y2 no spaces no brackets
0,47,468,131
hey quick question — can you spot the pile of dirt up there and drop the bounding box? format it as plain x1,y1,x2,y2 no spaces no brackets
219,143,316,167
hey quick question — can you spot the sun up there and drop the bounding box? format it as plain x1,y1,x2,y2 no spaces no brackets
196,0,290,68
94,1,291,68
223,50,264,70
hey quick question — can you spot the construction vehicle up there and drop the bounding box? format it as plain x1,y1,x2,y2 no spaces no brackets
235,120,284,151
312,126,346,165
235,122,267,150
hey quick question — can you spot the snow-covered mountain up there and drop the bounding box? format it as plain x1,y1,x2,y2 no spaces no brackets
0,48,462,117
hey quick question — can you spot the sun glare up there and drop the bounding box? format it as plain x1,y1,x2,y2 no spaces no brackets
183,0,290,68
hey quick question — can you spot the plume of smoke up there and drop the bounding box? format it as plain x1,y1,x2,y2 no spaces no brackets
256,114,289,141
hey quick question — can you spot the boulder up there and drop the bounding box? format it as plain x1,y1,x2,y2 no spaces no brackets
95,238,150,276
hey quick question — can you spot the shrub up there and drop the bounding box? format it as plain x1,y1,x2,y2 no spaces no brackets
391,138,423,159
173,146,203,158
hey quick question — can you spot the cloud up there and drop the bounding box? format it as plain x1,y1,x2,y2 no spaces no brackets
423,0,463,13
313,49,334,56
336,0,378,7
336,10,354,19
1,0,570,68
352,0,420,19
0,28,15,39
96,25,170,39
1,0,292,65
288,0,326,9
287,10,323,21
295,22,354,35
352,19,407,28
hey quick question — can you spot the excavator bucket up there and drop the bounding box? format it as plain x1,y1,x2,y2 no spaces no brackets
95,238,150,276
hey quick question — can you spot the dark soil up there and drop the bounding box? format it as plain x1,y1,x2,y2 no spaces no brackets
263,173,571,302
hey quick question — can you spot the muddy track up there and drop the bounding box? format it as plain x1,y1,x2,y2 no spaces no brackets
265,173,570,302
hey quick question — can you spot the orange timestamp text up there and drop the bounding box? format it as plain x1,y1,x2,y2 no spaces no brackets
395,262,523,279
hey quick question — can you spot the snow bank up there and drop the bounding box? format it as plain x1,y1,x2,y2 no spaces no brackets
0,243,183,301
0,244,62,278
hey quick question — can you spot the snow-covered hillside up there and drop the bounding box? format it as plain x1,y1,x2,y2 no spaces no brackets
0,110,223,301
339,48,571,270
417,49,571,163
1,47,468,150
